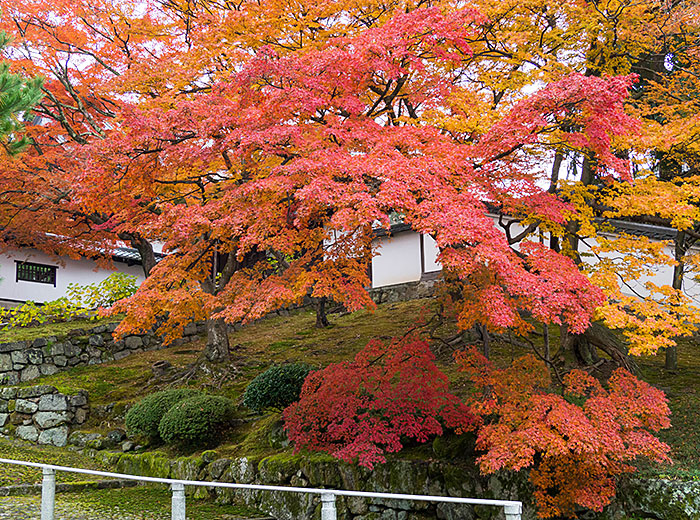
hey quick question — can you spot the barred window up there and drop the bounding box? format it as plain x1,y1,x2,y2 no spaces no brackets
15,261,57,286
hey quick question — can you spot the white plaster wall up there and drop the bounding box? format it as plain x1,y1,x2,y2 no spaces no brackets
372,233,422,288
370,216,700,304
422,235,441,273
0,248,145,304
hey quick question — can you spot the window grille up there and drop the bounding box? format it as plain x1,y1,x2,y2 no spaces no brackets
15,261,57,286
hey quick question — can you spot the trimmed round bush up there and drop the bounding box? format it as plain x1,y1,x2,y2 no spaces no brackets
158,395,236,447
243,363,312,412
125,388,202,440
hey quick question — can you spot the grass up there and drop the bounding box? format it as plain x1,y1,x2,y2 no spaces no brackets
0,316,121,343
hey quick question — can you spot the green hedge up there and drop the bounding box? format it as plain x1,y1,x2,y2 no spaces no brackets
243,363,312,412
158,395,236,447
125,389,202,441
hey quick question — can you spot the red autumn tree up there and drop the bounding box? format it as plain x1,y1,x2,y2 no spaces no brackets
456,349,671,518
284,336,477,468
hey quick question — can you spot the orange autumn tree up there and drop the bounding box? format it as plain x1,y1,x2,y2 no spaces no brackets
0,0,642,363
457,348,671,518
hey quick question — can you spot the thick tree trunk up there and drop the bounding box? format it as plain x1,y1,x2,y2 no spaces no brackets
315,297,330,328
204,318,230,363
131,236,157,277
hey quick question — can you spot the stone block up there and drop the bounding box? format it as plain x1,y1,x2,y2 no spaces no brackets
40,364,59,376
31,338,47,348
10,350,27,364
15,425,39,442
89,334,104,347
18,385,57,398
54,355,68,367
38,394,69,412
14,399,38,414
0,413,7,428
71,393,88,407
0,353,11,371
0,387,17,400
68,431,101,447
124,336,144,349
63,342,80,358
26,349,43,365
0,401,6,413
38,426,69,447
20,365,41,382
74,408,88,424
35,411,70,429
113,350,131,361
50,342,66,356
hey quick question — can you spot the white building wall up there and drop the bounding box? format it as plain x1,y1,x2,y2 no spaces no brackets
372,233,422,288
423,235,441,273
370,219,700,305
0,248,145,304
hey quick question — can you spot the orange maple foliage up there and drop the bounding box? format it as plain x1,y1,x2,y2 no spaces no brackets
457,349,671,518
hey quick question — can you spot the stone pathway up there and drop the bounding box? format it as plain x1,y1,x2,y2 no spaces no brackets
0,495,163,519
0,495,272,519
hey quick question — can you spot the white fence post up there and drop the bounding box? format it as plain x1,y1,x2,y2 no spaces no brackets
171,482,186,520
504,503,522,520
321,492,337,520
40,467,56,520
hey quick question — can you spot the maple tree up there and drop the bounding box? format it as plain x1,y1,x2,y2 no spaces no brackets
2,0,698,370
457,348,671,518
284,336,477,468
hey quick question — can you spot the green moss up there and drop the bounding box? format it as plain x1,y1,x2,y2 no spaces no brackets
0,316,121,343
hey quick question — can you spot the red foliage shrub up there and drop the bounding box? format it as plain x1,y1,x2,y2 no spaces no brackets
456,349,671,518
283,336,477,468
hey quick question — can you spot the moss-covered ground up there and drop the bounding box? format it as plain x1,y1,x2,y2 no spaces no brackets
0,316,121,343
4,298,700,479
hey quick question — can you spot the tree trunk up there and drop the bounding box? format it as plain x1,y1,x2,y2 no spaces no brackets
666,231,686,371
315,297,330,328
543,323,550,363
204,318,230,363
131,236,157,277
480,323,490,359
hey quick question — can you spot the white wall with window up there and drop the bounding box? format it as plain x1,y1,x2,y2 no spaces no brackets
0,248,145,306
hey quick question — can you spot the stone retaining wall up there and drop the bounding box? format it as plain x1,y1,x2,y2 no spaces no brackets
88,449,700,520
0,321,203,385
368,277,438,305
0,385,89,447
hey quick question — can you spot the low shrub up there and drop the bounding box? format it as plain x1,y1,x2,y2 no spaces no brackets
158,395,237,447
243,363,313,412
125,388,202,441
284,336,477,468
